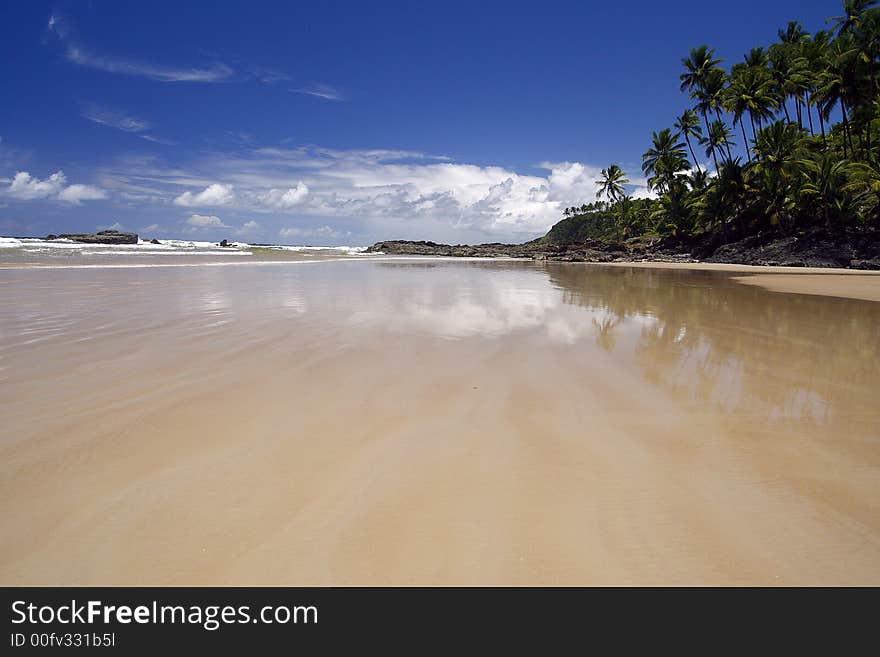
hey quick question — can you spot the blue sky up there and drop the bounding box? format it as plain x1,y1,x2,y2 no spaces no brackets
0,0,834,244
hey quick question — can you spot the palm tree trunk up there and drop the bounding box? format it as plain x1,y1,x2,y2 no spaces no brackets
782,100,791,123
739,120,751,162
702,110,713,164
818,110,827,148
685,136,702,174
713,109,733,161
841,102,850,159
805,96,814,136
749,112,758,144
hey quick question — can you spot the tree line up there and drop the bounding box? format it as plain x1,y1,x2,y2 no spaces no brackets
560,0,880,243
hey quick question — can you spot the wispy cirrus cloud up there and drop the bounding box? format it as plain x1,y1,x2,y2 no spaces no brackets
292,83,345,101
140,135,176,146
48,14,234,83
80,103,150,132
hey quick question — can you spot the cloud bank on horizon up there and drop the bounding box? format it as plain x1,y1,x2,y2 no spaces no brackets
1,146,651,243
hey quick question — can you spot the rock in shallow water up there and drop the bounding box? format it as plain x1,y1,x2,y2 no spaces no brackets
49,229,139,245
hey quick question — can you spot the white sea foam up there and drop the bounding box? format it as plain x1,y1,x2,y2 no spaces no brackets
1,236,369,256
253,244,369,255
0,235,389,270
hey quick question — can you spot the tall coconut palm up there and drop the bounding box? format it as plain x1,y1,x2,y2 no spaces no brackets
815,37,861,158
680,46,725,148
829,0,878,37
673,109,704,173
725,66,778,162
642,129,690,193
595,165,630,204
743,47,769,69
801,30,834,144
703,70,734,161
779,20,809,45
769,44,812,129
752,121,805,176
701,120,736,174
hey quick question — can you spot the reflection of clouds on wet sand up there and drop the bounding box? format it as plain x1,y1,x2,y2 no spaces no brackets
348,263,646,345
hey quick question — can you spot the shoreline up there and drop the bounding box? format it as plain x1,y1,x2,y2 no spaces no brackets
3,251,878,302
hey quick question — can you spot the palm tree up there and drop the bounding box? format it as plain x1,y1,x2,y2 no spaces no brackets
701,120,736,174
744,47,769,69
779,20,809,45
674,109,704,173
680,46,725,146
847,161,880,220
752,121,805,191
814,37,861,158
725,66,777,162
829,0,878,37
687,168,710,192
702,70,730,129
595,165,630,204
642,129,689,193
614,195,637,240
801,31,834,144
798,153,858,226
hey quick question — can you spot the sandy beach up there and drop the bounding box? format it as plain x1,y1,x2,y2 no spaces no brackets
1,257,879,585
603,260,880,302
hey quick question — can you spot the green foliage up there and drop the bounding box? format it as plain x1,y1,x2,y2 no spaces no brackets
547,0,880,244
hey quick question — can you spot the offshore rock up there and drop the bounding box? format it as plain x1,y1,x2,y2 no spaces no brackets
49,230,138,245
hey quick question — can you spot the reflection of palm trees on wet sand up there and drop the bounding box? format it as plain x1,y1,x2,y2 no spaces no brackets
544,262,880,432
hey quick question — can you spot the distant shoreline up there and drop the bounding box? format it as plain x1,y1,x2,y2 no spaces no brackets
366,227,880,270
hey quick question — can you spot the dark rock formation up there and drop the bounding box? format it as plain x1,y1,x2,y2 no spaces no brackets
219,239,231,247
48,230,138,245
365,239,695,264
366,229,880,269
704,229,880,268
149,239,161,245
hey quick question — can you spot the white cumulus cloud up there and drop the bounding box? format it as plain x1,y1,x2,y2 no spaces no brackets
6,171,68,200
173,183,235,207
58,184,108,204
186,213,229,228
3,171,107,204
258,182,309,208
236,220,261,235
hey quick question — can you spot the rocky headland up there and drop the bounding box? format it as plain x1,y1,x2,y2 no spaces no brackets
367,228,880,270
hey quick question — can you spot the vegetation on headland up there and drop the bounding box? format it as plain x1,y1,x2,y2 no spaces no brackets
552,1,880,248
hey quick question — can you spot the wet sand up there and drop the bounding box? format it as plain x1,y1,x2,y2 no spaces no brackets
732,273,880,303
1,260,878,585
607,261,880,302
